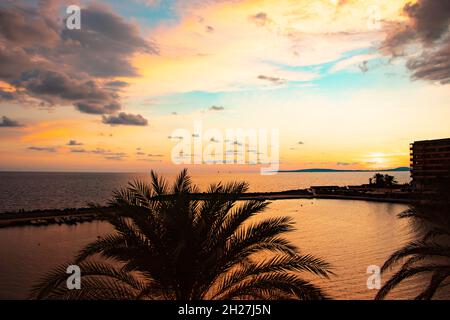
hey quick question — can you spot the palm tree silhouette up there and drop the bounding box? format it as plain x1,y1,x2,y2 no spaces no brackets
383,174,397,187
375,200,450,300
31,169,332,300
370,173,397,187
373,173,385,187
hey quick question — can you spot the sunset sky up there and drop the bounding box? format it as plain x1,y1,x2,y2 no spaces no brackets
0,0,449,172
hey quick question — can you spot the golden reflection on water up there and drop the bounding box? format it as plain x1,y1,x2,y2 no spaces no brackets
251,199,422,299
1,198,448,299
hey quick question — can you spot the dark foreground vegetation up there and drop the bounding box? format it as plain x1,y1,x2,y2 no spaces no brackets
31,169,332,300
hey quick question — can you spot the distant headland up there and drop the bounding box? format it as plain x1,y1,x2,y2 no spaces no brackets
276,167,410,173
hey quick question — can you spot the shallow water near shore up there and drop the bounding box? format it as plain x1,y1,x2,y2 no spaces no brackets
2,198,447,300
0,171,410,212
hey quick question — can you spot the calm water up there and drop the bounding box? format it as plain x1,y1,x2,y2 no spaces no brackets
1,199,444,300
0,171,410,212
2,171,439,300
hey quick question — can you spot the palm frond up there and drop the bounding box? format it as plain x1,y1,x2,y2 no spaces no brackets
150,170,168,195
375,265,450,300
216,273,329,300
31,260,147,300
414,269,450,300
381,240,450,272
207,200,269,251
32,169,332,300
210,254,333,299
172,168,191,194
75,233,129,263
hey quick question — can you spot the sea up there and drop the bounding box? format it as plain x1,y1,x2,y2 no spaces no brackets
0,171,411,212
1,171,447,300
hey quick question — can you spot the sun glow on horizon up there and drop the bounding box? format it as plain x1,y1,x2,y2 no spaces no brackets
0,0,449,172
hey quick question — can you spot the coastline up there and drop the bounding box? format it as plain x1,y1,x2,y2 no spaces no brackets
0,207,114,228
0,189,416,228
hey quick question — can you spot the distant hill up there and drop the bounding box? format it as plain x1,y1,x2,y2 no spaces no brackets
277,167,410,173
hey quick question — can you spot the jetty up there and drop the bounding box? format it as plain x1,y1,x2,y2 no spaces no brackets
0,183,423,228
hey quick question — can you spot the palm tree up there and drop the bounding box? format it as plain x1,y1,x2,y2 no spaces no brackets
375,201,450,300
31,169,332,300
383,174,397,187
373,173,385,187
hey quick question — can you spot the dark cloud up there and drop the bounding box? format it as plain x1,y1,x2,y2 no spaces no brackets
358,61,369,73
104,156,125,161
382,0,450,84
71,147,127,160
104,152,127,161
249,12,271,26
257,75,285,85
0,89,16,101
290,141,304,150
0,46,35,81
15,70,113,103
404,0,450,43
0,115,22,127
209,105,224,111
75,102,121,115
105,80,129,88
59,4,158,78
0,3,60,47
0,1,157,118
102,112,148,126
381,25,416,56
406,41,450,84
28,146,56,152
67,140,83,146
70,148,87,153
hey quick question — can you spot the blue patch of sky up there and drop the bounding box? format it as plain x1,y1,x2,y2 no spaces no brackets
144,61,414,115
136,47,418,114
103,0,180,28
263,47,414,96
263,48,374,78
